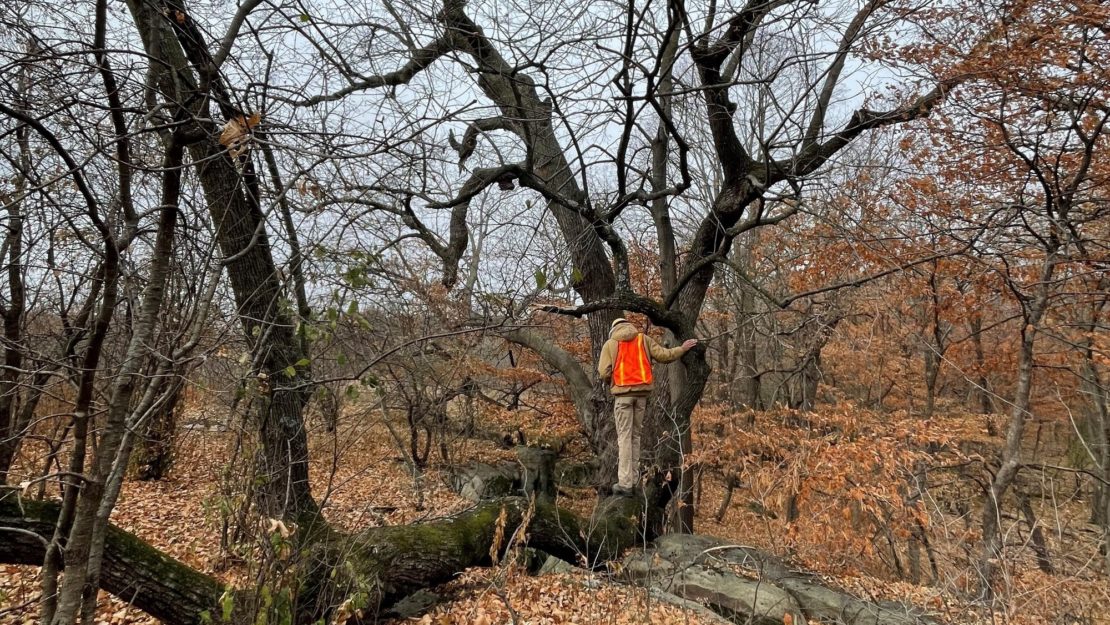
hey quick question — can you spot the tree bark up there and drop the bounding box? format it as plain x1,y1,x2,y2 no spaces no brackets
435,4,623,489
922,262,949,418
969,316,994,415
978,252,1056,597
51,136,183,625
2,497,225,625
1,492,652,625
735,288,761,409
1075,282,1109,574
136,380,183,481
1017,493,1053,575
2,491,936,625
122,0,316,522
0,59,28,483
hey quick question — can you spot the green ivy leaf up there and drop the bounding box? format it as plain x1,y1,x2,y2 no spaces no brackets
283,366,296,378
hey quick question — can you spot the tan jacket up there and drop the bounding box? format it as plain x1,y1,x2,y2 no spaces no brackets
597,323,686,396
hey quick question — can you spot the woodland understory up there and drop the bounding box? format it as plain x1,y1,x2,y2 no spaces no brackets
2,404,1108,625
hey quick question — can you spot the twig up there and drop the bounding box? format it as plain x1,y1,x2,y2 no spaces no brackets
1024,462,1110,486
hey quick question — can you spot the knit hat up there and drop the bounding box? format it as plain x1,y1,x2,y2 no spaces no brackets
611,317,631,330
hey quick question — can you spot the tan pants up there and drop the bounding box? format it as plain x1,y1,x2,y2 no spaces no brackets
614,395,646,490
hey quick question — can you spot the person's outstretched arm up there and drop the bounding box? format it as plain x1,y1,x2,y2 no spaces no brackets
645,335,698,364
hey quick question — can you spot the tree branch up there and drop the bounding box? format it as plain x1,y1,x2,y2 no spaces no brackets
500,328,594,416
449,116,514,170
211,0,266,68
534,294,690,337
294,34,457,107
801,0,882,150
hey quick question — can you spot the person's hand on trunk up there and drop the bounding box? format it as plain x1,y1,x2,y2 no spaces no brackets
681,338,698,351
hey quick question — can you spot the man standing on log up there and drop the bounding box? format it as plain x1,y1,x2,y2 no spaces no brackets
597,317,698,496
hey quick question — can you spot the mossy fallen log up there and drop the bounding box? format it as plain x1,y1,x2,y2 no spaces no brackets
0,490,645,625
0,495,223,624
1,493,941,625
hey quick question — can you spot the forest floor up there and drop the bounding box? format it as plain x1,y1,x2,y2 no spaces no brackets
1,403,1108,625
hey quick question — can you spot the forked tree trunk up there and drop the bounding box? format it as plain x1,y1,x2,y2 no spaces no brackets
978,253,1056,597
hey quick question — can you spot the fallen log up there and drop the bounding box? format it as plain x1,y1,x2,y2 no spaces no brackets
624,534,937,625
0,489,645,625
450,446,559,502
2,492,941,625
0,496,223,625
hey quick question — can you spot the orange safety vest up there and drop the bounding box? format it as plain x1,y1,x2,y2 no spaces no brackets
613,334,652,386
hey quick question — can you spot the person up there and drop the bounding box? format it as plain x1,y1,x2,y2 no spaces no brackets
597,317,697,495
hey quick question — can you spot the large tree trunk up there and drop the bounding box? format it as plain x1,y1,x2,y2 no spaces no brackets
3,497,224,624
436,4,626,491
624,534,935,625
1,493,651,625
189,138,316,520
652,348,712,534
123,0,316,522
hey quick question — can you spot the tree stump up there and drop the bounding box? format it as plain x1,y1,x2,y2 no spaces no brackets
450,461,519,501
515,446,557,501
